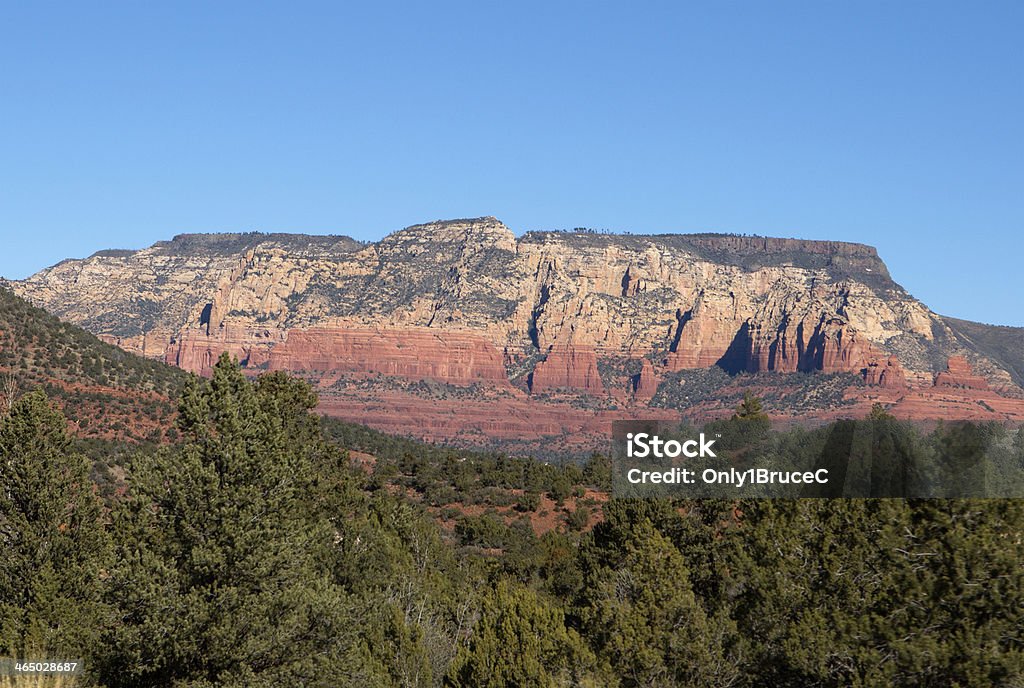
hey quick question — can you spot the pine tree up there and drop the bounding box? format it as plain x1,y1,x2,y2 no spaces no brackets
708,391,771,449
0,391,111,662
733,391,767,421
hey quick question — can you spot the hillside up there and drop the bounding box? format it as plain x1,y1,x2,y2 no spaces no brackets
0,286,187,443
943,316,1024,388
10,217,1024,451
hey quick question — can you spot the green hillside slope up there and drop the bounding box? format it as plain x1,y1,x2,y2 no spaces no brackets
0,287,187,443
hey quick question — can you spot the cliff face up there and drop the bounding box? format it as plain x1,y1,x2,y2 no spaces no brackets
266,327,510,385
12,217,1024,444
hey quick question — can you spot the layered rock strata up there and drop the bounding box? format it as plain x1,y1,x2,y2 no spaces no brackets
11,218,1024,443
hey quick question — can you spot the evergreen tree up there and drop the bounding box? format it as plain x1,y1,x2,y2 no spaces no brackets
932,422,993,497
102,355,355,687
867,402,892,421
333,494,476,687
0,391,111,664
582,453,612,492
704,392,771,450
447,581,599,688
733,392,767,421
721,499,911,686
577,521,728,687
809,416,931,497
886,500,1024,685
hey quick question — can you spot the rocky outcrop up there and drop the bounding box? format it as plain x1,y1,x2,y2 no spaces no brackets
934,356,990,390
667,305,887,379
632,359,659,401
164,326,284,377
529,346,604,394
863,355,908,389
99,328,178,359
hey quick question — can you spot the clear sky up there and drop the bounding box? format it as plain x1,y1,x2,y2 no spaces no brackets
1,2,1021,325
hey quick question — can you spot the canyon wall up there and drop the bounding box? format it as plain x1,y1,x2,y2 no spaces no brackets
11,217,1024,441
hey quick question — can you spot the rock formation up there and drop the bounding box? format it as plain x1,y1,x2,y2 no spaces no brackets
267,327,510,385
632,359,659,401
863,356,908,389
934,356,990,390
10,217,1024,444
529,346,604,394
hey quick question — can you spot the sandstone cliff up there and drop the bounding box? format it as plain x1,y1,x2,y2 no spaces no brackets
11,217,1024,442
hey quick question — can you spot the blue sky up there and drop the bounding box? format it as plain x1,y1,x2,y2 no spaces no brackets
1,1,1021,325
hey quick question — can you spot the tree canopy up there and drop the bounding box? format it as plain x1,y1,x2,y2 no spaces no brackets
0,360,1021,687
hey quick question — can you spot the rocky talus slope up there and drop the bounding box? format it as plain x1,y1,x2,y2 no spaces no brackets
10,218,1024,448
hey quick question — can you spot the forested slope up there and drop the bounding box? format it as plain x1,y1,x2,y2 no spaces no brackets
0,287,186,444
1,354,1022,686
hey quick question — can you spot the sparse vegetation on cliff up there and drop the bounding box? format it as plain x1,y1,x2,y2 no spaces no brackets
650,367,863,414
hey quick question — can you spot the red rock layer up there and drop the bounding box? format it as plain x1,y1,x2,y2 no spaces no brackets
863,356,908,389
662,302,739,371
529,346,605,394
316,387,677,448
841,385,1024,423
934,356,990,390
165,326,281,377
668,315,882,377
267,327,510,385
633,359,658,401
671,375,1024,426
665,317,738,370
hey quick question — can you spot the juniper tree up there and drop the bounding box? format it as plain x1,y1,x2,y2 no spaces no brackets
576,521,728,688
446,580,599,688
704,392,771,450
0,391,111,662
867,402,892,421
717,499,912,686
102,355,356,687
887,499,1024,685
